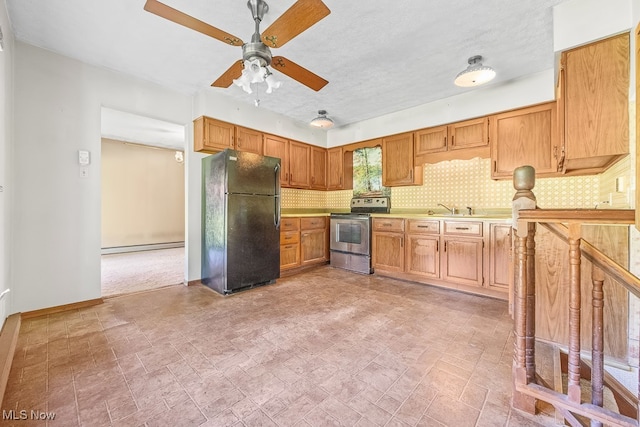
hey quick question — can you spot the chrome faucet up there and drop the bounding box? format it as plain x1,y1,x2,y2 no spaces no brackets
466,206,473,216
437,203,455,215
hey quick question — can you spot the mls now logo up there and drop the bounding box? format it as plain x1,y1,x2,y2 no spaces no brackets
2,410,56,420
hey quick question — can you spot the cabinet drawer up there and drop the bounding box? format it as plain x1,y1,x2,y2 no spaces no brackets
373,218,405,233
407,219,439,234
300,216,326,230
443,221,482,236
280,217,300,232
280,231,299,245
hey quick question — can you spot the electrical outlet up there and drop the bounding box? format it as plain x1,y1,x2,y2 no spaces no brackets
79,167,89,178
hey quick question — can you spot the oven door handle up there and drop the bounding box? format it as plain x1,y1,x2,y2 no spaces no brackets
335,223,340,242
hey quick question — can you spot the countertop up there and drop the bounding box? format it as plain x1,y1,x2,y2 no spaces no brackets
281,209,512,221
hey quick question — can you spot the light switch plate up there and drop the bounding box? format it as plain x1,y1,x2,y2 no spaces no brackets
78,150,90,165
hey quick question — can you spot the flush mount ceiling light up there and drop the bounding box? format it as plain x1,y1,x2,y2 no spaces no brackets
454,55,496,87
310,110,334,129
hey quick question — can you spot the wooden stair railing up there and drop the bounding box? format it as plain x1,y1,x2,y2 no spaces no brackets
511,166,640,427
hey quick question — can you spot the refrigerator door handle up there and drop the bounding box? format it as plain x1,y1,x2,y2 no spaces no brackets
274,163,281,229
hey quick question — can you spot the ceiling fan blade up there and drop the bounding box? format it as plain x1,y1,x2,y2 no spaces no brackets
271,56,328,91
261,0,330,48
212,60,244,88
144,0,243,46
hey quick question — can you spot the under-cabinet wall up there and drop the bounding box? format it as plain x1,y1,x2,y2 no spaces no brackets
282,157,628,211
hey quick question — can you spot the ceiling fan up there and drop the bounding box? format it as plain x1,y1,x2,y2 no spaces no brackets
143,0,330,92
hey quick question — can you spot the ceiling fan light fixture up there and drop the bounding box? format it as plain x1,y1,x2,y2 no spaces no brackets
454,55,496,87
265,71,282,94
310,110,334,129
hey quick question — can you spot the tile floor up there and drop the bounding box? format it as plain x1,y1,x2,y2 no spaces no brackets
1,266,557,426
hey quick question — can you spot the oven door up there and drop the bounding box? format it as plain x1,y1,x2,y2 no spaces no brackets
330,216,371,256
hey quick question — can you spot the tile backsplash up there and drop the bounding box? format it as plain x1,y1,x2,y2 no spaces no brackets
283,156,625,211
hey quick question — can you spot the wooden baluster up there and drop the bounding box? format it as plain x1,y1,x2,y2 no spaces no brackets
511,165,537,414
591,266,605,427
567,222,582,403
525,221,536,383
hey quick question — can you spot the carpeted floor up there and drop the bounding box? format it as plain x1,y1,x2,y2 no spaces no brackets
101,247,185,298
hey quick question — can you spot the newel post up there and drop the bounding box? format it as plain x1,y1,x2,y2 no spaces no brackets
512,165,538,414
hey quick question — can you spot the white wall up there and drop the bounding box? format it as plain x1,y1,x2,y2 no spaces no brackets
12,42,192,313
327,69,556,147
0,0,14,328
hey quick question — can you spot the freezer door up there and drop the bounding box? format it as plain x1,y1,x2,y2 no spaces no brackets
226,193,280,292
226,150,281,196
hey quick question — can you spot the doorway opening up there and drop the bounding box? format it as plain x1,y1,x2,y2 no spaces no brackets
100,107,186,297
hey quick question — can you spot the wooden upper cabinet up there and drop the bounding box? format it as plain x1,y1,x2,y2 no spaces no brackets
310,146,327,190
194,116,234,153
490,102,560,179
561,33,630,173
415,125,448,155
288,140,311,189
449,117,489,151
235,126,263,155
263,134,289,187
382,132,423,186
416,118,489,155
327,147,344,190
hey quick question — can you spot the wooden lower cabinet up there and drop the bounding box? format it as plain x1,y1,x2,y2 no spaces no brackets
300,217,327,265
488,223,512,292
373,217,509,300
441,237,483,287
280,216,328,273
372,218,405,272
405,235,439,278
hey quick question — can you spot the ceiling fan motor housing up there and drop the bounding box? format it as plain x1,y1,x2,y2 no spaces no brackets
242,42,272,67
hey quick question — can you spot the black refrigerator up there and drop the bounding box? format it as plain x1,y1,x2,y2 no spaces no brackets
201,149,281,294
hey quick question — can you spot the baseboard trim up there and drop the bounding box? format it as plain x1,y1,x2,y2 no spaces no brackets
21,298,104,320
0,313,21,411
187,280,202,286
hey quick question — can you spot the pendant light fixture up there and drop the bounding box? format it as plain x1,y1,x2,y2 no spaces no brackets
309,110,334,129
454,55,496,87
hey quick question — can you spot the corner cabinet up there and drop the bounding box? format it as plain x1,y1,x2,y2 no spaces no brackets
382,132,423,186
280,216,329,275
490,102,560,179
560,33,629,174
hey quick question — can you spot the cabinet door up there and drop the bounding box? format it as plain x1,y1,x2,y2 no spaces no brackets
449,117,488,150
235,126,263,155
406,235,440,278
442,237,483,287
563,33,629,166
327,147,344,190
310,146,327,190
264,134,289,187
194,116,234,153
301,229,326,265
488,224,512,292
382,132,421,186
288,140,311,188
490,102,559,179
372,232,404,272
280,243,300,270
415,125,448,155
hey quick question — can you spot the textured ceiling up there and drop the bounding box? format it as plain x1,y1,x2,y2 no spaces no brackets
6,0,567,129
